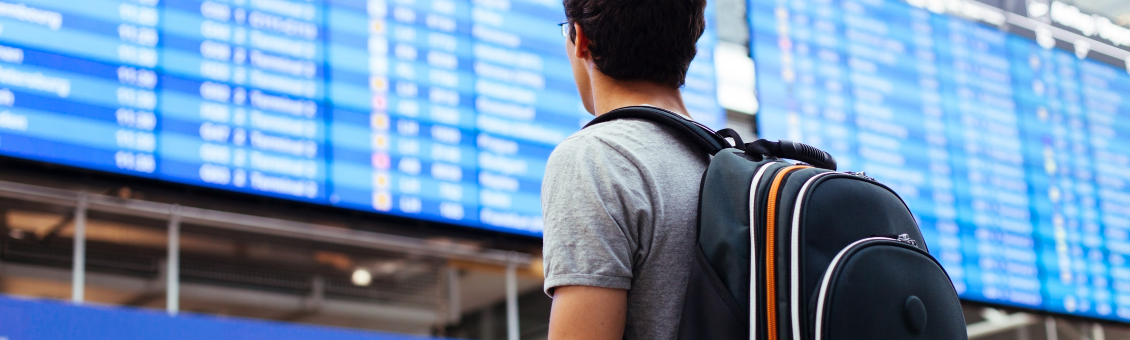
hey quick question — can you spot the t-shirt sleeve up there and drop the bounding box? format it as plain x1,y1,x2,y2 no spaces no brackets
541,134,652,297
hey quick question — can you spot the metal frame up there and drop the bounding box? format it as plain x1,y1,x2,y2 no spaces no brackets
70,193,87,303
506,255,519,340
0,180,533,267
0,179,531,333
166,207,180,315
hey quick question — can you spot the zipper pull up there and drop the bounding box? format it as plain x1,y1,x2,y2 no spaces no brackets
896,234,917,247
845,171,875,181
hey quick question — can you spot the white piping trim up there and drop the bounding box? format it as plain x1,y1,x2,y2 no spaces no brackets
789,172,837,340
748,164,772,338
813,237,893,340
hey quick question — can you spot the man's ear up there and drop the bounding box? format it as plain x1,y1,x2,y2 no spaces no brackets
572,22,588,60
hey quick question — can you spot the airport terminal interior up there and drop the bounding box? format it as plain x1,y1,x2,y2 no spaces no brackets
0,0,1129,339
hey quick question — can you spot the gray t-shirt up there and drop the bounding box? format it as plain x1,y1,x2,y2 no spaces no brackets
542,118,708,340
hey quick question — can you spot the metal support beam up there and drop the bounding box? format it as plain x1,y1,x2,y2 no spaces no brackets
166,206,181,315
71,192,87,304
447,266,461,324
1045,317,1058,340
506,256,519,340
0,180,532,268
4,262,441,325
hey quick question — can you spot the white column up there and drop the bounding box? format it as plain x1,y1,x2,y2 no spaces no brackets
166,206,181,315
1093,322,1105,340
71,193,88,303
1045,317,1057,340
506,257,519,340
447,266,461,324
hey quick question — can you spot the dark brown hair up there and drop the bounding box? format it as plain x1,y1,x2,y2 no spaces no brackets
564,0,706,88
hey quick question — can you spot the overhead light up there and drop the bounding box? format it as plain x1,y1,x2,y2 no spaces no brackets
351,268,372,287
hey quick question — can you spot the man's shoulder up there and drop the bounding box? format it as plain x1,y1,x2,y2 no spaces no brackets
553,118,695,160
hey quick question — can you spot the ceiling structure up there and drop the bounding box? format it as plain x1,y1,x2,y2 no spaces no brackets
1064,0,1130,27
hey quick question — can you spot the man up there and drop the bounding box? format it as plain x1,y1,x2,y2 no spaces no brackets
540,0,708,338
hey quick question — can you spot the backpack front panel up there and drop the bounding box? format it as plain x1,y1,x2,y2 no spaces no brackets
794,174,926,338
815,239,966,340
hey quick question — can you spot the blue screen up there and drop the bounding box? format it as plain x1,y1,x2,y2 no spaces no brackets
0,295,434,340
751,0,1130,322
0,0,725,236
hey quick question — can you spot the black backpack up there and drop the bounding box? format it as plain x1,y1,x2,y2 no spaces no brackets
585,106,967,340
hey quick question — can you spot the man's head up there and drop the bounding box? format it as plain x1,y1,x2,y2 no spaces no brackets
564,0,706,113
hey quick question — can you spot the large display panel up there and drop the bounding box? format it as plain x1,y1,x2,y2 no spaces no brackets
751,0,1130,322
0,0,725,236
0,295,431,340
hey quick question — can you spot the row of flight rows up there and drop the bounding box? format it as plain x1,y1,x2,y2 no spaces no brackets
750,0,1130,320
0,0,724,234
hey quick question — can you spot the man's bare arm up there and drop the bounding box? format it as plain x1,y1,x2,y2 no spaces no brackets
547,285,628,340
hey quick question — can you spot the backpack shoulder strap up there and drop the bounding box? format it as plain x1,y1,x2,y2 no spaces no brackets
582,106,730,155
584,106,838,170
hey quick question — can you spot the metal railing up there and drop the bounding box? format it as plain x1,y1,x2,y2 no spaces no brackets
0,179,531,339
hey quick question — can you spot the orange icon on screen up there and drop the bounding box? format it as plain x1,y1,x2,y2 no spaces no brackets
373,172,391,189
370,77,389,92
371,113,390,130
370,20,386,35
373,191,392,211
372,134,389,150
371,153,391,169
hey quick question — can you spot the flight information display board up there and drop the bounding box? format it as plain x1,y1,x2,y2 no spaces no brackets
0,295,434,340
0,0,725,236
751,0,1130,321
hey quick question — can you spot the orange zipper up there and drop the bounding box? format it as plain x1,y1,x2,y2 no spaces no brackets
765,165,808,340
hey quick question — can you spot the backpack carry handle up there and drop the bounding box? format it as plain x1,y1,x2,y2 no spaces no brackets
749,139,838,171
717,130,837,170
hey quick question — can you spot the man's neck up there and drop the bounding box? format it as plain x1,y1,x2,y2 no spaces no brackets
590,75,691,119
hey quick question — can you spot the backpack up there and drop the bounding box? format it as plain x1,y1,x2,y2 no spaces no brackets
585,106,967,340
